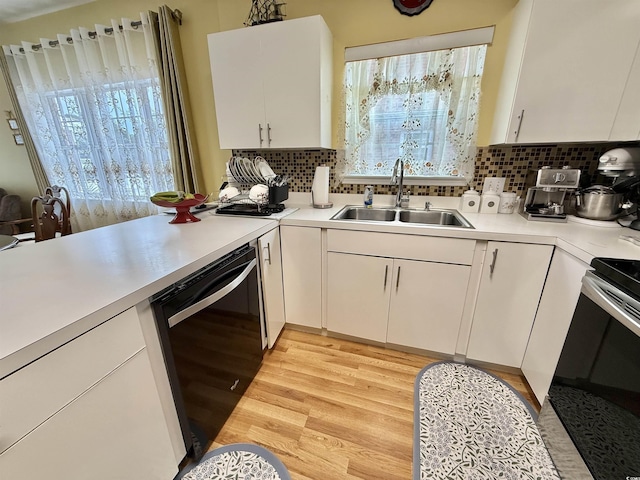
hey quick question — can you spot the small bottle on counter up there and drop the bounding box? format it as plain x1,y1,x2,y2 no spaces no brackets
364,185,374,208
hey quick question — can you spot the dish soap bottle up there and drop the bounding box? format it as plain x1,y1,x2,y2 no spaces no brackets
364,185,374,208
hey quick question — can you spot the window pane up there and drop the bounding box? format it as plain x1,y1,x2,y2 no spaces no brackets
343,44,486,181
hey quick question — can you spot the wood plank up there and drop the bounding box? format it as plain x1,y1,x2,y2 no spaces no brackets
205,328,539,480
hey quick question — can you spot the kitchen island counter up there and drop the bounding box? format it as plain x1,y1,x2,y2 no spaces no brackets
0,211,278,379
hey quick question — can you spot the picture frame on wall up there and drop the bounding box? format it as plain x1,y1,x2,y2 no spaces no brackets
13,133,24,145
7,119,18,130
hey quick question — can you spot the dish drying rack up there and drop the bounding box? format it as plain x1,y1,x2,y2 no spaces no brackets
218,156,289,214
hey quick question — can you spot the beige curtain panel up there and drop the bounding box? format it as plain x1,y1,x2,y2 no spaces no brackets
0,48,50,193
150,6,203,195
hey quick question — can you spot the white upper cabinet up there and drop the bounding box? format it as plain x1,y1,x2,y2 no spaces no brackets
208,15,333,149
490,0,640,144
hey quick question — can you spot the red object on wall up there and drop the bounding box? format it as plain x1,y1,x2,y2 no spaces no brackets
393,0,434,16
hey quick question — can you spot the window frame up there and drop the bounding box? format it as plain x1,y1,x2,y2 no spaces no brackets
341,26,494,186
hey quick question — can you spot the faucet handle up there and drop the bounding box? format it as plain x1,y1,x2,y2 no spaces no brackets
424,201,432,211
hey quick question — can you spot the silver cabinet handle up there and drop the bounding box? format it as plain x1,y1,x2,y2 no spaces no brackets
383,265,389,289
490,248,498,276
258,124,263,146
264,243,272,265
396,266,401,291
514,109,524,142
267,123,272,146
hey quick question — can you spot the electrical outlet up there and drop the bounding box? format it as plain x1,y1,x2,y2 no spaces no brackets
482,177,506,194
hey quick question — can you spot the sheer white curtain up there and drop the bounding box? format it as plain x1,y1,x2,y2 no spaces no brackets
5,13,174,231
341,45,486,182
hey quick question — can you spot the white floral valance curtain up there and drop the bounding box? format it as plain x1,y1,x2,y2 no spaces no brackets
4,12,174,231
342,45,486,182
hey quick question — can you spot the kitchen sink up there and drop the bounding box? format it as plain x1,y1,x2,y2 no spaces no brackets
332,206,396,222
398,209,473,228
330,206,474,228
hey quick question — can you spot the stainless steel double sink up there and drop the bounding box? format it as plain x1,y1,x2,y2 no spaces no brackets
331,205,474,228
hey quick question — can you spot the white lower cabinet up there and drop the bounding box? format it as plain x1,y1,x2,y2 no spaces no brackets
466,241,554,368
0,308,177,480
280,226,322,329
387,259,471,354
327,252,392,342
258,228,286,348
327,252,471,353
521,249,590,405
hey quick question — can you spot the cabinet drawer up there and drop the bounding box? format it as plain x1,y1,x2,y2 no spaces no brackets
0,351,177,479
327,229,475,265
0,308,145,453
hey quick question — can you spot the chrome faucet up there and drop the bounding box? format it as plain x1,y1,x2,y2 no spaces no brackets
391,159,404,208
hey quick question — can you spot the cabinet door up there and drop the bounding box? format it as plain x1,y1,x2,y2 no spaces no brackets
280,226,322,329
521,250,589,405
0,350,177,480
208,27,266,149
327,252,392,342
261,15,331,148
466,242,553,368
258,228,286,348
611,42,640,140
492,0,640,144
387,259,471,355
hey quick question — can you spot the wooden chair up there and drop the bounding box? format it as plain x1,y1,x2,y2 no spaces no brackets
31,194,71,242
44,185,72,235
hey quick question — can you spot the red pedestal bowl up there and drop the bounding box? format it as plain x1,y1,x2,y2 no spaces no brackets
151,194,208,224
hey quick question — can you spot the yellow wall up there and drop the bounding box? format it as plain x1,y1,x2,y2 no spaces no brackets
0,0,516,200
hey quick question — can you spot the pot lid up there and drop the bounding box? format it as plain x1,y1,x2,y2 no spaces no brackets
583,185,616,194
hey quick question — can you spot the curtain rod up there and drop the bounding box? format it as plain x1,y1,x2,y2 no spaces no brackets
20,20,144,53
17,7,182,54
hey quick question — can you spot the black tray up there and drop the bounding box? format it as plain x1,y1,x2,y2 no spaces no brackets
215,204,285,217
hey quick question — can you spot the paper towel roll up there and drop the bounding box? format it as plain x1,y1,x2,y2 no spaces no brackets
312,165,330,205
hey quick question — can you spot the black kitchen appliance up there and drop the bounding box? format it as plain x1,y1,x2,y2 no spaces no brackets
595,147,640,228
543,257,640,479
151,243,265,459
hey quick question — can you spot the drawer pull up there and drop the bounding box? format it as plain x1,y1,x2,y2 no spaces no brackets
264,243,272,265
490,248,499,276
514,109,524,142
396,266,401,291
384,265,389,289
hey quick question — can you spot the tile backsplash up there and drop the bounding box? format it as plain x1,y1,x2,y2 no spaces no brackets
233,142,638,198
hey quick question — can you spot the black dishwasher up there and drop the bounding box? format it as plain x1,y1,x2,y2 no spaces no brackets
151,242,265,458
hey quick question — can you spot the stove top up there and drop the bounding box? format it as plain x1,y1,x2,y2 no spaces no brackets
591,257,640,298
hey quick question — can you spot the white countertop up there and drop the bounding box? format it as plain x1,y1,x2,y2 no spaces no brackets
0,211,278,379
281,193,639,264
2,193,636,378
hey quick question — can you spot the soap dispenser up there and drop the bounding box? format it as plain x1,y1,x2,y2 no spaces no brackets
460,188,480,213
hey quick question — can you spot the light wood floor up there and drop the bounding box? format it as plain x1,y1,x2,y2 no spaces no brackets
208,328,539,480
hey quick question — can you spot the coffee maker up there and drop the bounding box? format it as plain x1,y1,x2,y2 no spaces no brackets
521,166,581,222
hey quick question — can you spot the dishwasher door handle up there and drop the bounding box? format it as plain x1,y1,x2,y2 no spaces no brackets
167,258,257,328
